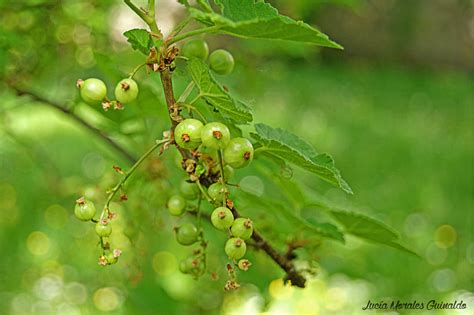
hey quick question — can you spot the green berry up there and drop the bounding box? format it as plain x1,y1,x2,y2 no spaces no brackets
95,222,112,237
223,165,234,180
115,78,139,104
176,223,199,246
209,49,235,75
200,122,230,150
225,237,246,260
223,137,254,169
179,256,199,274
230,218,253,240
207,182,228,203
180,180,199,200
211,207,234,230
167,195,186,216
181,39,209,60
106,253,118,265
74,197,96,221
78,78,107,104
174,119,203,150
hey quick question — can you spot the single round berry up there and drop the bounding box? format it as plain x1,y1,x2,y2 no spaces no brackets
74,197,96,221
231,218,253,240
180,180,199,200
223,137,254,169
176,223,199,246
209,49,235,75
78,78,107,104
181,39,209,60
225,237,246,260
167,195,186,216
174,119,203,150
95,222,112,237
207,182,228,203
200,122,231,150
115,78,139,104
211,207,234,230
179,256,199,274
106,253,118,265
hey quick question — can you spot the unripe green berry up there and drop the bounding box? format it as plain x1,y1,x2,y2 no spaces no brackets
211,207,234,230
225,237,246,260
174,119,203,150
181,39,209,60
223,165,234,180
106,253,118,265
115,78,139,104
207,182,228,203
223,137,254,169
78,78,107,104
179,256,199,274
200,122,230,150
180,180,199,200
209,49,235,75
176,223,199,246
167,195,186,216
230,218,253,240
74,197,96,221
95,222,112,237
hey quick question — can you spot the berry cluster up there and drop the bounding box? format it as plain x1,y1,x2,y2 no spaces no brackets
169,115,255,282
76,77,139,111
74,197,122,266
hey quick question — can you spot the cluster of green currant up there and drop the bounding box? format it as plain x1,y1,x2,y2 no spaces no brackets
76,77,139,111
74,197,121,265
167,116,255,276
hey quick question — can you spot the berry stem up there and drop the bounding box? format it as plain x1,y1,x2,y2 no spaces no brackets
129,63,146,79
100,139,169,221
195,180,212,203
217,149,227,207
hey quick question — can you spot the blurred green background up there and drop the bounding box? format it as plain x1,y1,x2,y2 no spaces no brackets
0,0,473,314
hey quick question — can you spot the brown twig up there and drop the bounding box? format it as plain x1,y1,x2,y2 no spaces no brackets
11,87,137,164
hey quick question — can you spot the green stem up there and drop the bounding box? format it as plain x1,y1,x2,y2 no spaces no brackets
196,180,212,203
129,63,146,79
169,16,192,38
100,139,168,221
168,26,220,45
124,0,162,38
197,0,213,13
189,93,203,105
217,149,227,207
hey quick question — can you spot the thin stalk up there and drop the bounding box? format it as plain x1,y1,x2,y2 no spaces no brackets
168,26,220,45
124,0,161,37
100,139,168,221
196,180,212,203
217,149,227,207
129,63,146,79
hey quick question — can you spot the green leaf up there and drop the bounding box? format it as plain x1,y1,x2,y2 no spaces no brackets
177,0,190,7
123,29,153,55
240,192,345,242
252,123,352,194
188,0,342,48
186,57,253,124
322,206,419,257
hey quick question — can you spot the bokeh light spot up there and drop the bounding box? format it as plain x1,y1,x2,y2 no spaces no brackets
434,224,457,248
93,287,122,312
44,204,68,229
26,231,51,256
64,282,88,305
152,251,177,276
269,278,294,299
